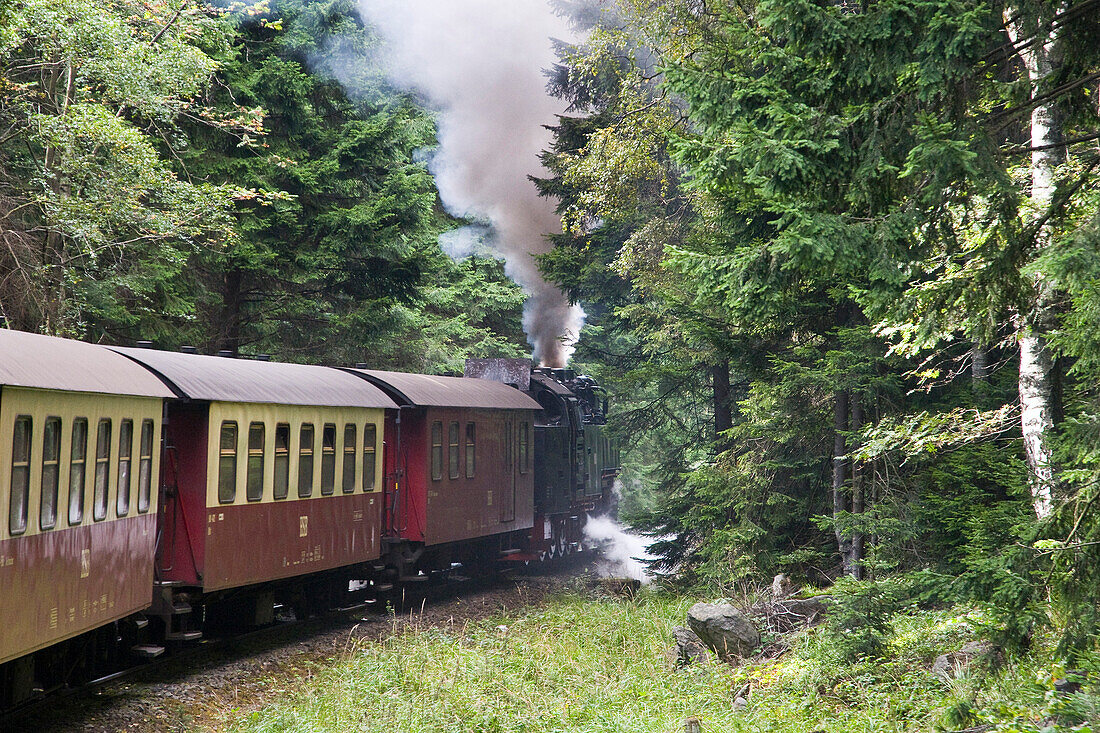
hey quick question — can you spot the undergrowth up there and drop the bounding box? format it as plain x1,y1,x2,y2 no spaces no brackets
227,587,1100,733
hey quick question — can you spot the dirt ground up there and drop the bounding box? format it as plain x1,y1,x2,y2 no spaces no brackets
11,561,594,733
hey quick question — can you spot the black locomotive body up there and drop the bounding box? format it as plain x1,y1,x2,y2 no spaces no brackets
465,360,620,560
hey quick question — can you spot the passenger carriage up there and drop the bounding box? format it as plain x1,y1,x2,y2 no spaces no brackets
111,347,397,630
344,369,540,576
0,331,172,702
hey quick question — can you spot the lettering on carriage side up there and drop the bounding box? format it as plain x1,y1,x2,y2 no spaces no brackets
80,548,90,578
352,509,363,522
296,545,324,565
299,516,308,538
68,607,75,623
49,607,58,630
486,490,493,506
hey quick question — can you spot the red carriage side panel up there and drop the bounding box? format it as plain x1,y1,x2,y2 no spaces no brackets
0,515,156,665
383,410,400,538
396,409,427,543
202,494,382,592
418,406,535,547
159,403,207,585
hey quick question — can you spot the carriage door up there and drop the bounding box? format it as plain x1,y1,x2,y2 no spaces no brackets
501,418,516,522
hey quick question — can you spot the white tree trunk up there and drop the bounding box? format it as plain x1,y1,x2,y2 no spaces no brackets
1006,3,1065,519
1019,326,1055,518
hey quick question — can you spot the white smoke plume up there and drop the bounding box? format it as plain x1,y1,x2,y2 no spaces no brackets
357,0,586,366
583,514,656,583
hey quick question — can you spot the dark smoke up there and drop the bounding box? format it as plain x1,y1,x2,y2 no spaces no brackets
356,0,585,366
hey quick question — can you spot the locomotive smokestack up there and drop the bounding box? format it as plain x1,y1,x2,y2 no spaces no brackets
357,0,585,366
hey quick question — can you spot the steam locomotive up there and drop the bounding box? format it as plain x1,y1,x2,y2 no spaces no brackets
0,330,619,708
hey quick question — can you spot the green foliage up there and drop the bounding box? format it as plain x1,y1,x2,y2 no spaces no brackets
217,590,1100,733
0,0,247,336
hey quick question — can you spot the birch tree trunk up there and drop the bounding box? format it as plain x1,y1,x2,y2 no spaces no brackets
1006,3,1066,520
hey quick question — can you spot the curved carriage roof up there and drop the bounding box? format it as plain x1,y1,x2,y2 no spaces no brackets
0,329,174,398
345,369,540,410
112,348,397,409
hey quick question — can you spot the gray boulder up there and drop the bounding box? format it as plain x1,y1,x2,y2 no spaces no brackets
771,573,794,599
687,602,761,660
932,640,1001,677
774,597,829,629
672,626,710,666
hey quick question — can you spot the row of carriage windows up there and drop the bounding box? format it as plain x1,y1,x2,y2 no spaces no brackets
9,416,154,536
429,421,529,481
217,422,377,504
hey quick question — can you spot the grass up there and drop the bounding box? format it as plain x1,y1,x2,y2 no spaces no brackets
225,589,1099,733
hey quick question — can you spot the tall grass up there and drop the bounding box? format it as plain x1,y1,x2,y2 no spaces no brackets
228,590,1088,733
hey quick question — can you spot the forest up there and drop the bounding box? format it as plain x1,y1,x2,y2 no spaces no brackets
4,0,1100,708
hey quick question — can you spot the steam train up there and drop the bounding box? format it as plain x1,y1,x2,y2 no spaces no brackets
0,330,619,707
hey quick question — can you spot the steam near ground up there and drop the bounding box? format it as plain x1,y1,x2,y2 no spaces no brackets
584,478,656,583
583,514,655,583
357,0,586,366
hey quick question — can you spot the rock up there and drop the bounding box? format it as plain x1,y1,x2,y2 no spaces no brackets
687,602,761,660
673,626,711,666
772,597,829,630
682,717,702,733
932,640,1000,677
1055,670,1087,695
733,696,748,710
771,573,794,599
597,577,641,597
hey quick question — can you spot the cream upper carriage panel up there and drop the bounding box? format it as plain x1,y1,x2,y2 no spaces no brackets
0,331,173,541
108,348,397,508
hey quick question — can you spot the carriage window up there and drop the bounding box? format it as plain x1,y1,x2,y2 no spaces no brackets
40,417,61,530
465,423,475,478
342,424,357,494
430,421,442,481
138,420,154,513
117,419,133,516
448,422,460,479
218,421,237,504
320,423,336,496
274,424,290,500
246,422,265,502
363,424,377,491
9,416,31,535
93,419,111,521
519,422,529,475
298,424,314,498
69,418,88,525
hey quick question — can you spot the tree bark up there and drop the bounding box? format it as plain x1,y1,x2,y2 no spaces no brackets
218,267,243,355
850,395,864,580
1006,4,1066,519
712,359,732,451
832,389,853,576
970,342,990,384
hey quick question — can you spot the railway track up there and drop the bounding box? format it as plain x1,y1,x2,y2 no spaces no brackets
3,556,593,732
